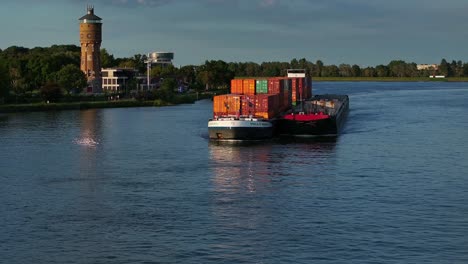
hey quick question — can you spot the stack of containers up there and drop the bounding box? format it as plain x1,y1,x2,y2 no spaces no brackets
215,76,311,119
268,78,288,112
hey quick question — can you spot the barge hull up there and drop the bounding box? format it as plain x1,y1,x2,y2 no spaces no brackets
208,127,273,140
277,95,349,137
208,119,273,140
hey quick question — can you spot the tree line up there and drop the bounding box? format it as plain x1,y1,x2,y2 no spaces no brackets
1,44,468,103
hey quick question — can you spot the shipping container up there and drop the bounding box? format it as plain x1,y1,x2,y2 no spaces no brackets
213,94,242,116
267,78,281,94
291,78,297,104
280,78,292,110
298,77,304,100
255,79,268,94
254,112,277,119
242,79,256,95
230,79,243,94
240,95,256,116
254,94,280,119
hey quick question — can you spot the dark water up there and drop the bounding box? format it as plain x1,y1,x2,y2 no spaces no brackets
1,82,467,263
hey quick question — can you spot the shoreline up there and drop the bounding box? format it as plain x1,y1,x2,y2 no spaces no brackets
0,99,176,113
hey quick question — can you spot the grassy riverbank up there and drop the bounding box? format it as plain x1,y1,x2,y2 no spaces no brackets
313,77,468,82
0,100,154,113
0,92,213,113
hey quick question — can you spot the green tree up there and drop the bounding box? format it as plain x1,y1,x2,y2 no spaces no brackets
101,48,116,68
375,65,389,77
315,60,324,77
439,59,449,77
361,67,376,77
388,60,407,77
56,64,87,94
0,62,11,102
196,60,234,89
155,78,177,102
40,82,63,102
338,64,352,77
463,62,468,77
178,65,196,84
321,65,339,77
351,65,361,77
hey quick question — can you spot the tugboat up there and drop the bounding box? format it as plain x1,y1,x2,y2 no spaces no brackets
277,94,349,136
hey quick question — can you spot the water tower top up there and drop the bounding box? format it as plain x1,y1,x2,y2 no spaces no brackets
79,5,102,23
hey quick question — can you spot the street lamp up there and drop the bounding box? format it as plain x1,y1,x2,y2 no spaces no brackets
144,53,155,90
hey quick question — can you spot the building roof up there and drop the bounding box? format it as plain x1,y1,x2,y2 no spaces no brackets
78,7,102,21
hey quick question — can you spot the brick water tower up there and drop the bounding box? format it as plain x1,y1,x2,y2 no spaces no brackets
79,6,102,93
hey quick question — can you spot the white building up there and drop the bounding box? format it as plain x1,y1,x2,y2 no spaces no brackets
101,68,137,93
417,64,438,71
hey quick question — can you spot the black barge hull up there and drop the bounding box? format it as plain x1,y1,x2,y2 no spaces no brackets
277,94,349,136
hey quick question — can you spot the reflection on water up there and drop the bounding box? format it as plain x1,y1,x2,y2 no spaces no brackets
209,141,274,194
77,110,102,175
208,139,339,257
208,138,338,195
75,110,101,147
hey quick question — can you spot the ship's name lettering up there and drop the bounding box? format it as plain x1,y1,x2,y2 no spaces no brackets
250,122,269,126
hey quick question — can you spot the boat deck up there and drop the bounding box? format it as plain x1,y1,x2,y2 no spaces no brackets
294,94,349,117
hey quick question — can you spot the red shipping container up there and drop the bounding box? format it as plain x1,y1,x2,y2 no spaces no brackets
240,95,256,116
254,94,280,118
267,78,281,94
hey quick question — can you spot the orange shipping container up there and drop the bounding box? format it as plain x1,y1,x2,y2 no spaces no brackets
254,112,277,119
242,79,256,95
230,79,243,94
213,94,242,116
291,78,297,103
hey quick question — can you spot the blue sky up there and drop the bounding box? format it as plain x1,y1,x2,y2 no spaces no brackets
0,0,467,66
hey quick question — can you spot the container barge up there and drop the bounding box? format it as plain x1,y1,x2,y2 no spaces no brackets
208,69,312,140
208,69,348,140
277,94,349,137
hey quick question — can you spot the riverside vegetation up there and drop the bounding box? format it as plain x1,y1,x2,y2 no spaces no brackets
1,45,468,111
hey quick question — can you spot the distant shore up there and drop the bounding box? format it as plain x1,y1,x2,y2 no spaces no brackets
0,100,156,113
0,92,216,113
313,77,468,82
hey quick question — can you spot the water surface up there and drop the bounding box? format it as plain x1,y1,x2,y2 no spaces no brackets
1,82,467,263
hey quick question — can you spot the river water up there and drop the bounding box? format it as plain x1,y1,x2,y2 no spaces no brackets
1,82,467,263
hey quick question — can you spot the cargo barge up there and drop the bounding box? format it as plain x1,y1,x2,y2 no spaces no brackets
277,94,349,137
208,69,350,140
